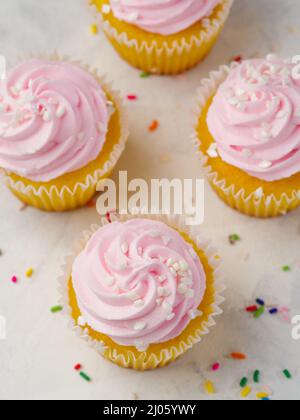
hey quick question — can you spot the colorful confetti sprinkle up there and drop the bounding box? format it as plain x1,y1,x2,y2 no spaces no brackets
241,386,251,398
229,234,241,245
254,306,265,319
11,276,18,284
74,364,82,371
257,392,269,400
90,24,98,35
204,380,215,395
253,370,261,383
269,308,278,315
211,363,220,372
283,369,292,379
26,268,34,278
246,305,258,313
127,95,138,101
148,120,159,132
231,352,247,361
50,305,63,313
80,372,91,382
140,72,151,78
240,377,248,388
256,298,265,306
282,265,291,272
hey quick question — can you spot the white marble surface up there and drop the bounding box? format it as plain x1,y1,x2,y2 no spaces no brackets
0,0,300,401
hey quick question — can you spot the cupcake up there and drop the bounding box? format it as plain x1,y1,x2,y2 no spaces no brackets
0,57,128,211
91,0,234,75
61,215,224,370
194,55,300,218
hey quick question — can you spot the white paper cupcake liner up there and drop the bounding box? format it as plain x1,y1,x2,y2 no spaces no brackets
192,62,300,217
58,213,225,369
0,52,129,211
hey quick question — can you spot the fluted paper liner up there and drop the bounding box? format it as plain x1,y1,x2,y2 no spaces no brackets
192,62,300,218
58,213,225,371
0,53,129,212
91,0,234,75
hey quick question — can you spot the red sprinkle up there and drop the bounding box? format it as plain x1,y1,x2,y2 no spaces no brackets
11,276,18,284
233,55,243,63
212,363,220,372
106,212,112,224
246,305,258,313
127,95,138,101
149,120,159,132
74,364,82,371
231,352,247,360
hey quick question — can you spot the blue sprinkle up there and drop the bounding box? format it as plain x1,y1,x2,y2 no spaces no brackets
269,308,278,315
262,398,270,401
256,298,265,306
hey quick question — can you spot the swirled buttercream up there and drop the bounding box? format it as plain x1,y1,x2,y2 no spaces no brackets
0,59,110,182
207,56,300,182
72,219,206,350
109,0,220,35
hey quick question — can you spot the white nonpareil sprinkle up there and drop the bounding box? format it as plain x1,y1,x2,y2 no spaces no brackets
166,313,175,321
162,301,173,314
134,341,149,352
42,110,52,122
179,261,188,271
78,132,85,142
0,103,9,113
77,316,86,327
158,287,171,297
121,242,129,254
127,11,139,22
178,283,188,294
294,108,300,118
189,309,203,320
181,277,193,286
134,321,147,331
158,275,167,283
254,187,264,199
173,262,181,272
56,105,66,118
133,299,145,308
259,160,272,169
127,291,140,301
166,258,175,267
185,289,195,299
102,4,111,14
242,148,252,158
103,276,115,286
207,143,219,158
169,267,177,277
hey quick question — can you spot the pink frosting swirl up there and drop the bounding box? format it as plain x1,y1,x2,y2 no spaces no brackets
207,56,300,182
72,219,206,351
0,59,110,182
109,0,220,35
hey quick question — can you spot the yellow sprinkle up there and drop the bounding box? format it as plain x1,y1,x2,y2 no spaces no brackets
26,268,34,278
204,380,215,395
257,392,269,400
90,24,98,35
241,386,251,398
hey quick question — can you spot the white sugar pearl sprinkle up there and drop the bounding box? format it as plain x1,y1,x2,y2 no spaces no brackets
56,105,66,118
134,321,146,331
121,242,129,254
162,301,173,313
166,313,175,321
189,309,203,320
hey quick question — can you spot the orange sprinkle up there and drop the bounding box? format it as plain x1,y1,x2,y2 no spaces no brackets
231,352,247,360
149,120,159,132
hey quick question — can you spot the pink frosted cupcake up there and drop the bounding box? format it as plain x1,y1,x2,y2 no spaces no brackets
91,0,234,74
61,215,224,370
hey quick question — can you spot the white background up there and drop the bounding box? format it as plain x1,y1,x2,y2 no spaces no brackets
0,0,300,401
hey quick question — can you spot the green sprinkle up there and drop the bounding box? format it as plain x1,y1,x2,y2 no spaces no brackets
283,369,292,379
50,305,63,313
253,370,260,383
140,72,151,78
282,265,291,272
254,306,265,319
240,377,248,388
80,372,91,382
229,234,241,245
